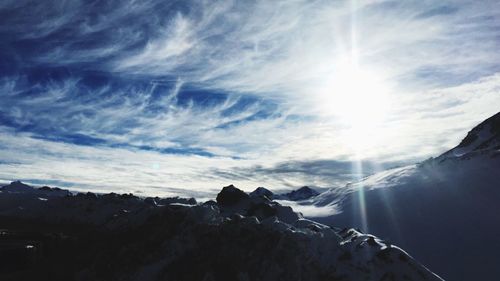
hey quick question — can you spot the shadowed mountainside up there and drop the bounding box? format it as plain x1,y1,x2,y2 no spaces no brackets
0,182,442,281
308,112,500,281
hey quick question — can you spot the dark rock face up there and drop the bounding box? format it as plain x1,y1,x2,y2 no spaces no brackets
0,207,324,281
442,111,500,157
0,182,443,281
216,185,249,206
457,130,479,148
76,192,98,199
158,197,197,205
1,181,70,197
0,188,314,281
1,181,33,192
282,186,319,201
159,221,330,281
0,184,290,280
247,202,277,220
249,187,274,199
248,186,321,202
250,186,320,201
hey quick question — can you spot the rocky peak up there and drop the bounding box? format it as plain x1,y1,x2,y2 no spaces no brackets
282,186,319,201
249,187,274,199
1,181,34,193
440,111,500,159
216,184,249,206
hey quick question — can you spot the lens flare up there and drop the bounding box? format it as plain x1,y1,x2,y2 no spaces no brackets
317,55,392,153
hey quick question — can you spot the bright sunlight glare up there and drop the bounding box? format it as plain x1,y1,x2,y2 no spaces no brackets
318,55,392,154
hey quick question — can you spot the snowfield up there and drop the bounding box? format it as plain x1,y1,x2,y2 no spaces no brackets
289,112,500,281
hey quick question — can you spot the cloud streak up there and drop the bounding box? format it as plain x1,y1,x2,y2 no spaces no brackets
0,0,499,196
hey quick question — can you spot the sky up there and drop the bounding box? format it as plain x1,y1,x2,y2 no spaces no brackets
0,0,499,197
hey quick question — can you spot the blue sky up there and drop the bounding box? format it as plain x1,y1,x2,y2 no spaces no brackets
0,0,499,196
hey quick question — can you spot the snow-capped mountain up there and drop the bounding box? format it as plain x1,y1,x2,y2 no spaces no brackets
0,182,442,280
278,186,320,201
306,112,500,281
249,186,320,201
249,186,275,198
439,111,500,158
1,180,71,197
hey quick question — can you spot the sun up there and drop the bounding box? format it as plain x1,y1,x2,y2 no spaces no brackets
318,55,392,153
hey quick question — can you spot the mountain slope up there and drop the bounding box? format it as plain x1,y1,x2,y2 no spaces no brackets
249,186,320,201
0,182,443,281
309,112,500,281
439,111,500,158
278,186,320,201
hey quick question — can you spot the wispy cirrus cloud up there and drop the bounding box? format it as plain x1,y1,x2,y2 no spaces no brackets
3,1,497,93
0,72,499,195
0,74,286,157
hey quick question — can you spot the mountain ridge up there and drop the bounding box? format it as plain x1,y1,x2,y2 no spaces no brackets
0,181,442,281
305,111,500,281
249,185,320,201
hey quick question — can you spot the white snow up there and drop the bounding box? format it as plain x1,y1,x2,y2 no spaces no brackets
298,113,500,281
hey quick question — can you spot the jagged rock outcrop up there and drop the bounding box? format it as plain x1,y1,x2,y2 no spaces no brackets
280,186,319,201
216,184,249,206
250,185,320,201
249,187,274,199
0,182,443,281
439,111,500,159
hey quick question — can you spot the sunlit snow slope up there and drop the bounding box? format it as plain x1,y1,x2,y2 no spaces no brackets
310,112,500,281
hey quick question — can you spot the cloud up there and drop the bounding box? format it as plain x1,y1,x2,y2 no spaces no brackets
274,200,342,217
118,12,195,71
0,74,288,157
3,1,499,100
0,0,499,195
0,71,499,196
208,159,413,193
4,1,497,92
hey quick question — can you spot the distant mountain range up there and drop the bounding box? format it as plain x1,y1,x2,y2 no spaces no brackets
298,112,500,281
250,185,320,201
